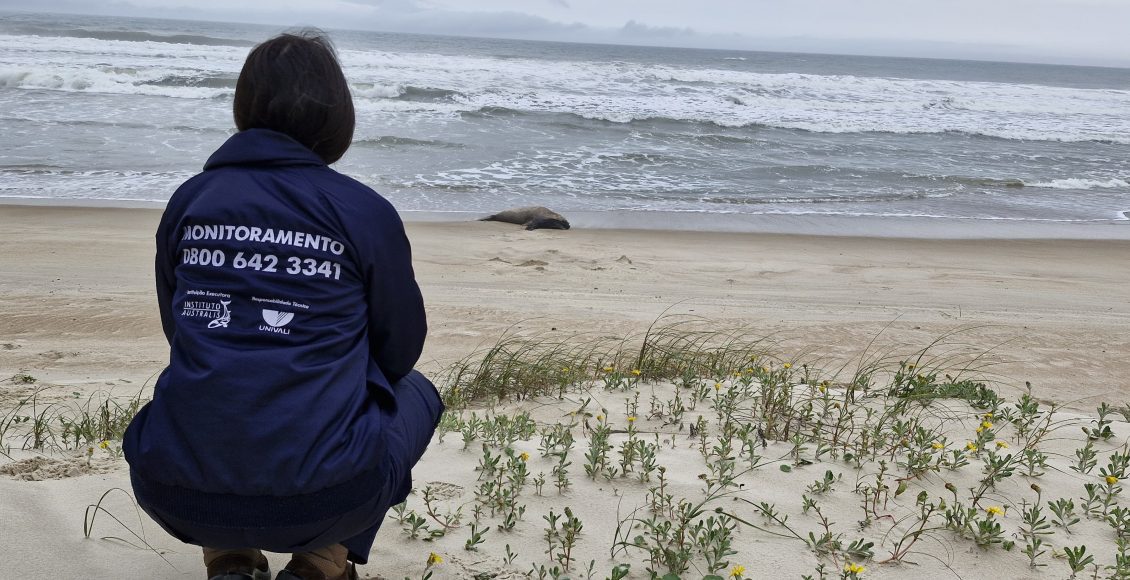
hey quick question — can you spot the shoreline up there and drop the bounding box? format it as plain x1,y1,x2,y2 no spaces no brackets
3,199,1128,240
2,203,1127,407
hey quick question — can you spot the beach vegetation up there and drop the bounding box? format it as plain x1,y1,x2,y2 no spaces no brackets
8,317,1130,579
0,384,148,454
82,487,174,569
406,317,1130,579
11,372,37,384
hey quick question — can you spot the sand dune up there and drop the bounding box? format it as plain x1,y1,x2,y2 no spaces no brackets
1,205,1129,579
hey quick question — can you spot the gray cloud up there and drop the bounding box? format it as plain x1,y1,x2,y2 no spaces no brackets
619,20,695,39
392,10,587,36
3,0,1128,66
338,0,423,11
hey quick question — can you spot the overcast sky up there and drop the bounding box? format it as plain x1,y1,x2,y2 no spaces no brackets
11,0,1130,67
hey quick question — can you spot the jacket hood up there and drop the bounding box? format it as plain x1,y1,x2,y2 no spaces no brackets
205,129,326,170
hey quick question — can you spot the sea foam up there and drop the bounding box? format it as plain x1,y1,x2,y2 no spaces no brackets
3,33,1129,144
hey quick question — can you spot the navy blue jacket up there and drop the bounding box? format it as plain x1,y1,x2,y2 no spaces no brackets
124,129,426,525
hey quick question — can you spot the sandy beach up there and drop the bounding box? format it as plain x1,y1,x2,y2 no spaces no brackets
2,204,1130,579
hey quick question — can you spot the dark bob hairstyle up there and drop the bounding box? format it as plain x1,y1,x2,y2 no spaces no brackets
233,30,355,164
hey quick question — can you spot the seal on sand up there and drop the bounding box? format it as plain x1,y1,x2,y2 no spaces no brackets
480,206,571,231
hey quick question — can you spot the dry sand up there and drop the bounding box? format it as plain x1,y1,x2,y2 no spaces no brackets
1,204,1129,579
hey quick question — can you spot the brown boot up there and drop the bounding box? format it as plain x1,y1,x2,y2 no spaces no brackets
275,556,357,580
205,551,271,580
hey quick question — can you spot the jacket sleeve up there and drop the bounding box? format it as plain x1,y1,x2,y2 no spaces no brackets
155,212,178,345
361,206,427,385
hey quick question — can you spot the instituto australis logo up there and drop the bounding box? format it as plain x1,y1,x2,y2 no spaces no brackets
206,300,232,328
181,291,232,329
260,309,294,335
181,297,231,329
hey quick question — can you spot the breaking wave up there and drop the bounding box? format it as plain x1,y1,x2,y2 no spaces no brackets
3,32,1130,144
1026,178,1130,189
4,25,253,47
352,136,465,148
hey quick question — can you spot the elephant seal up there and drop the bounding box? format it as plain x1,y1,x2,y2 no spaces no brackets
480,206,570,231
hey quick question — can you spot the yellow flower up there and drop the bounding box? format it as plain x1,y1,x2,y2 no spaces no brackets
966,442,978,451
561,367,569,373
818,385,827,393
983,412,993,419
981,421,994,430
932,442,944,450
426,552,442,566
627,416,637,423
1107,475,1120,485
714,382,723,390
596,414,604,421
729,564,746,578
761,366,771,373
783,362,792,369
844,562,866,574
631,369,642,376
975,426,984,434
519,452,530,462
995,440,1009,449
99,440,110,450
986,506,1004,517
603,366,614,373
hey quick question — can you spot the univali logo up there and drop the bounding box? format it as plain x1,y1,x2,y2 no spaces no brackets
261,310,294,328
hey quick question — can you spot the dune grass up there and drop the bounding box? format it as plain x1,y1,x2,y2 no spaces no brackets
441,316,783,409
0,379,148,456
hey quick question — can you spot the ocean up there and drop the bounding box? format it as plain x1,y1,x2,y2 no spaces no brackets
1,11,1129,234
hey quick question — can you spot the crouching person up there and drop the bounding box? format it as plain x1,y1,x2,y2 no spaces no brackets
123,31,444,580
